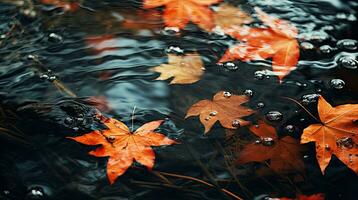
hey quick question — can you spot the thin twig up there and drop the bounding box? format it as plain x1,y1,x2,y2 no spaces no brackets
156,171,243,200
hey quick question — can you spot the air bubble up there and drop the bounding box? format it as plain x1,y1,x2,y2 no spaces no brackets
330,79,345,89
336,137,354,149
161,27,180,36
39,74,49,80
223,62,238,71
254,71,265,80
256,102,265,108
26,186,44,200
265,111,283,121
64,117,73,125
338,56,358,69
284,125,295,134
302,94,320,105
48,33,63,43
223,91,232,98
261,137,275,146
107,135,116,143
166,46,184,54
319,45,335,54
232,119,241,128
205,116,211,121
209,111,217,116
300,42,314,50
337,39,358,50
244,89,253,97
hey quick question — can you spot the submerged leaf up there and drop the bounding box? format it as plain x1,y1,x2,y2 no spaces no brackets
237,121,305,173
213,3,253,31
143,0,222,31
219,7,299,82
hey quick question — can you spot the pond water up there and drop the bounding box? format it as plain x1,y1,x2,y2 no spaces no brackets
0,0,357,199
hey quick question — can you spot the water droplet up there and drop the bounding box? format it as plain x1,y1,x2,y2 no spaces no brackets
302,94,320,105
254,71,265,80
223,62,238,71
325,144,330,150
336,137,354,149
205,116,211,121
265,111,283,121
209,111,217,116
244,89,253,97
64,117,73,125
284,125,295,134
161,27,180,36
107,135,116,143
261,137,275,146
337,39,358,50
26,186,44,200
165,46,184,54
338,56,358,69
300,42,314,50
319,45,335,54
48,33,63,43
330,79,345,89
223,91,232,98
39,74,49,80
232,119,241,128
27,54,37,60
48,76,56,82
349,154,353,163
257,102,265,108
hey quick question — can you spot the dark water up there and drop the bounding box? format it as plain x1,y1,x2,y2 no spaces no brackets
0,0,357,199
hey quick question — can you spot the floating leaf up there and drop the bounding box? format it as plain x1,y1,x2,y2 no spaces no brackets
186,91,254,133
68,118,177,184
301,96,358,174
151,53,205,84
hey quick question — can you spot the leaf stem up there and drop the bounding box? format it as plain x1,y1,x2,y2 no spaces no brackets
281,96,320,122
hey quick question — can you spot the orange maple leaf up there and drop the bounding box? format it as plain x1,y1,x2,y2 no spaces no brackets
301,96,358,174
185,91,254,133
237,121,305,173
41,0,79,12
219,7,300,81
68,117,177,184
143,0,222,31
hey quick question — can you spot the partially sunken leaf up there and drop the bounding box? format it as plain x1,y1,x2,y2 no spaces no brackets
219,7,299,82
68,118,176,184
41,0,79,12
237,121,305,173
151,53,205,84
185,91,254,133
143,0,222,31
213,3,253,31
301,96,358,174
